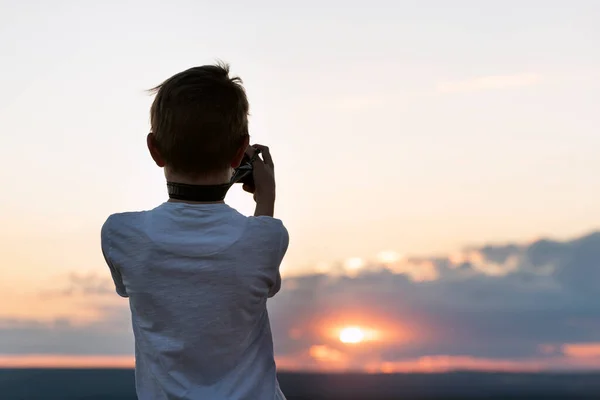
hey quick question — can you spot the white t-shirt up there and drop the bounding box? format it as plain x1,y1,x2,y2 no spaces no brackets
101,201,289,400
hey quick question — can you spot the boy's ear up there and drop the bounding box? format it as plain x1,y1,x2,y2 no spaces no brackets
147,133,166,167
230,135,250,168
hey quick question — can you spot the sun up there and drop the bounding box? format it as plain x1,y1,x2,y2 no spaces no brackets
339,326,365,344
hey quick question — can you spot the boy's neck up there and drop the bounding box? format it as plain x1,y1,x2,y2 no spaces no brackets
165,168,232,204
166,168,232,185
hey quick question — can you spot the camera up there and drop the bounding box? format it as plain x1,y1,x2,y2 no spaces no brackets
230,148,261,186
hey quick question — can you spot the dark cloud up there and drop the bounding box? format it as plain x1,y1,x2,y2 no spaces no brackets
2,232,600,371
267,231,600,364
0,307,132,355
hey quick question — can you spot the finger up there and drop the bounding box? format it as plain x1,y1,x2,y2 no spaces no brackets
253,144,273,166
245,146,257,157
242,183,255,193
245,145,265,165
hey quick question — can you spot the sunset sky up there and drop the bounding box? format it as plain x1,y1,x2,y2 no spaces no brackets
1,0,600,372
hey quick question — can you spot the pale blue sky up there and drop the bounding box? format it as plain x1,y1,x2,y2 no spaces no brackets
1,0,599,288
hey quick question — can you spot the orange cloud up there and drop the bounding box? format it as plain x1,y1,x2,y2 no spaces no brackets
374,356,543,374
275,353,600,374
562,343,600,358
309,345,348,363
273,346,353,373
274,353,549,374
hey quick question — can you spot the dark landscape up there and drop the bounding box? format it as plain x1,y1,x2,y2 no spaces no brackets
1,369,600,400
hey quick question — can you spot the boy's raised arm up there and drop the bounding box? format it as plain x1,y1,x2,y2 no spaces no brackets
243,145,277,217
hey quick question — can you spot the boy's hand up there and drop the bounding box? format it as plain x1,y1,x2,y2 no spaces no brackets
243,144,276,217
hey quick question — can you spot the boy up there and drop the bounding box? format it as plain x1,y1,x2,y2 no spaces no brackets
101,63,289,400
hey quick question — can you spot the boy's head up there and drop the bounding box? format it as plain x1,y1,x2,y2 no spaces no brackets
147,62,250,179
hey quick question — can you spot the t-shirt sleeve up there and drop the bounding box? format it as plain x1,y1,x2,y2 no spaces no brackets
101,216,129,298
267,220,289,298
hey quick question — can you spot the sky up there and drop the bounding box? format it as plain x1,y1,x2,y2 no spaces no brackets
1,0,600,371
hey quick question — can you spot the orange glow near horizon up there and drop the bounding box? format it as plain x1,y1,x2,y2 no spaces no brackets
3,352,600,372
0,355,134,369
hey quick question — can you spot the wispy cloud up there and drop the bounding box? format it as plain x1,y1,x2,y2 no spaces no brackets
437,73,542,93
40,272,114,298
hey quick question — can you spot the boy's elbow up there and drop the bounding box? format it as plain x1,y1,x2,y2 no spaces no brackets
115,286,129,298
267,274,282,298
